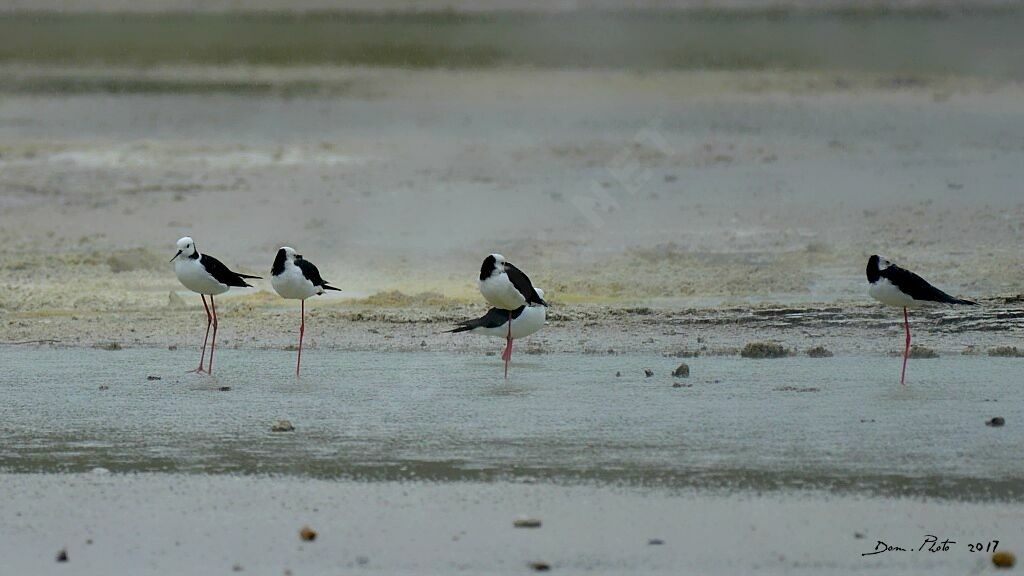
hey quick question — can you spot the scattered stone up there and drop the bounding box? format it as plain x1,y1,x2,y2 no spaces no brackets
643,369,654,377
146,375,161,381
219,386,232,392
232,563,243,572
989,346,1024,358
672,363,690,378
513,518,542,528
740,342,789,359
615,371,621,377
56,549,68,562
271,420,295,432
98,385,109,391
806,346,833,358
85,539,93,545
607,348,616,354
529,561,551,572
854,532,865,539
906,345,938,359
420,340,427,347
168,345,178,351
986,417,1005,427
355,555,370,566
299,526,317,541
962,345,980,355
668,349,699,358
648,538,665,545
672,382,692,388
95,342,122,351
993,550,1016,568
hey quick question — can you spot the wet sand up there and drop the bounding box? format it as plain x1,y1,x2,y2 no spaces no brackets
3,473,1023,576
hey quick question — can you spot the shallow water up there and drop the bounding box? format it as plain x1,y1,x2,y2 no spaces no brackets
1,348,1019,500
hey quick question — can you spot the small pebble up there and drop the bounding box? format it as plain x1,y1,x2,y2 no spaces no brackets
514,518,542,528
648,538,664,545
232,563,243,572
987,417,1005,427
146,375,162,381
993,550,1016,568
854,532,864,539
168,345,178,351
672,363,689,378
219,386,231,392
615,371,621,377
643,369,654,377
56,549,68,562
529,561,551,572
299,526,317,541
98,385,109,391
271,420,295,432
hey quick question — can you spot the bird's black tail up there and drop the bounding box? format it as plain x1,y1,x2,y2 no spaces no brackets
322,284,342,292
949,296,977,305
446,324,473,334
237,273,262,280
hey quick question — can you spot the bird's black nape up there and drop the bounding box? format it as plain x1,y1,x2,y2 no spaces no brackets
866,255,881,283
479,255,497,281
271,248,287,276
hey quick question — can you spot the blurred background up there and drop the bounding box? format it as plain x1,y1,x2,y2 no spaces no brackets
2,0,1023,314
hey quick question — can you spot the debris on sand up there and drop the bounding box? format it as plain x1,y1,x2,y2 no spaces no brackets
992,550,1016,568
648,538,665,545
668,349,699,358
94,342,122,351
299,526,317,541
271,420,295,432
167,345,178,351
615,371,621,377
986,417,1005,427
219,386,231,392
740,342,789,359
806,346,833,358
56,548,68,562
168,291,186,308
775,386,820,393
146,375,161,381
644,369,654,377
672,363,690,378
98,385,109,391
513,517,542,528
529,561,551,572
672,382,692,388
989,346,1024,357
907,345,939,359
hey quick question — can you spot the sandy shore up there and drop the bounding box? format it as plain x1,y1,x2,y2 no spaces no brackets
0,473,1020,576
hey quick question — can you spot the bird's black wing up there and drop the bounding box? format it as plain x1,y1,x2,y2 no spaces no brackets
200,254,261,288
504,263,548,306
447,306,525,333
295,258,340,291
881,265,976,305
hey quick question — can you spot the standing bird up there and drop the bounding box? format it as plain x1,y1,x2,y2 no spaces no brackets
866,254,976,385
478,254,548,378
271,247,341,376
448,289,547,361
171,237,260,375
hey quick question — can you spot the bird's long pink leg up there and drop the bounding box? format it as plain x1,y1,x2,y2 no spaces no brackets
503,310,513,379
189,295,212,374
900,306,910,386
296,299,305,377
208,296,219,375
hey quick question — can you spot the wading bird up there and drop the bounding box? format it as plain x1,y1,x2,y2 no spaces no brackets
171,237,260,375
866,254,975,385
448,288,546,370
478,254,548,378
270,247,340,376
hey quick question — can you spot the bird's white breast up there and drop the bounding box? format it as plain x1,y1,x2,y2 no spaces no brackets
473,306,546,339
869,278,921,308
479,273,526,310
272,262,319,300
175,258,229,295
